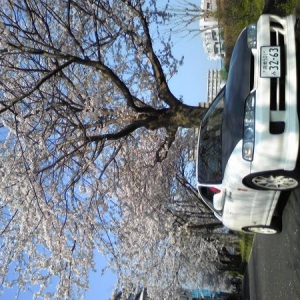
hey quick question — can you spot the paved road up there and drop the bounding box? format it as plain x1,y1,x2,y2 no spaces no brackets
244,189,300,300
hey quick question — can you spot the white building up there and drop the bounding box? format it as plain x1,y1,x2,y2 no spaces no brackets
206,69,222,103
199,0,225,60
199,70,223,108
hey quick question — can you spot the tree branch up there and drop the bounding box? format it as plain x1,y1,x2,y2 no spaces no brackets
121,0,182,108
0,58,75,114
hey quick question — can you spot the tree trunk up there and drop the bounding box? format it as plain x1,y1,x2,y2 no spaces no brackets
147,103,207,130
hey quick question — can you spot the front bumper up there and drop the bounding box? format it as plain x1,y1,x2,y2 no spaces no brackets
251,14,299,173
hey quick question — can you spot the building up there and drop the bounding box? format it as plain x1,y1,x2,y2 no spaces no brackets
206,69,222,103
199,0,225,60
198,69,223,109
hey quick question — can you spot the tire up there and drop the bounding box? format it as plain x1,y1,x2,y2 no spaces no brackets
243,170,300,191
242,225,280,234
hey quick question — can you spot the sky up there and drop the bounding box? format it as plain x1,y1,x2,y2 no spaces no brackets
2,1,221,299
169,31,221,106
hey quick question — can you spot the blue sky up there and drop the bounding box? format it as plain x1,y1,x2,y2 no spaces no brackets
2,1,221,299
169,32,221,106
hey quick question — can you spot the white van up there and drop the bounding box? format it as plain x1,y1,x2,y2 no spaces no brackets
196,15,300,234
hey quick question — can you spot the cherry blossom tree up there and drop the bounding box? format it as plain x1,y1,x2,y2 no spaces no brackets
165,0,218,37
109,130,227,299
0,0,224,299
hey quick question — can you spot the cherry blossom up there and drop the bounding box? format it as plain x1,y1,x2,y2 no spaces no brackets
0,1,225,299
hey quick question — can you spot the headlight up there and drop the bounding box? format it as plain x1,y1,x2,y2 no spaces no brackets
243,142,254,161
247,24,257,48
244,111,254,126
243,94,255,161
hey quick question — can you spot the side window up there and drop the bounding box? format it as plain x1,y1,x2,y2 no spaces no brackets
197,89,225,184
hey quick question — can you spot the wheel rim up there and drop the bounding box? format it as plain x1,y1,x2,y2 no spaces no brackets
247,226,277,234
252,175,298,190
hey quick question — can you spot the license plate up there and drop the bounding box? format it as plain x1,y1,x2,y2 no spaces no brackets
260,46,281,78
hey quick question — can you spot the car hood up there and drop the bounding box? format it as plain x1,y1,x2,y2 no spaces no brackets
222,28,253,174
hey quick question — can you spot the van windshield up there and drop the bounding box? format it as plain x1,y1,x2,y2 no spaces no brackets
198,90,225,184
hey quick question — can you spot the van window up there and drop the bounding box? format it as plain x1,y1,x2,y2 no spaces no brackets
198,90,224,184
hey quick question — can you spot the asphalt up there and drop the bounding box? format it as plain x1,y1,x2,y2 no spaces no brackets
243,189,300,299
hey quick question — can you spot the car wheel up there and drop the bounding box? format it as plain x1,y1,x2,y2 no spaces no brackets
243,170,300,191
242,225,280,234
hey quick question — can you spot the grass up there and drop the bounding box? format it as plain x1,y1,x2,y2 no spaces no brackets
239,232,254,262
217,0,300,69
217,0,264,68
273,0,300,15
227,233,254,277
